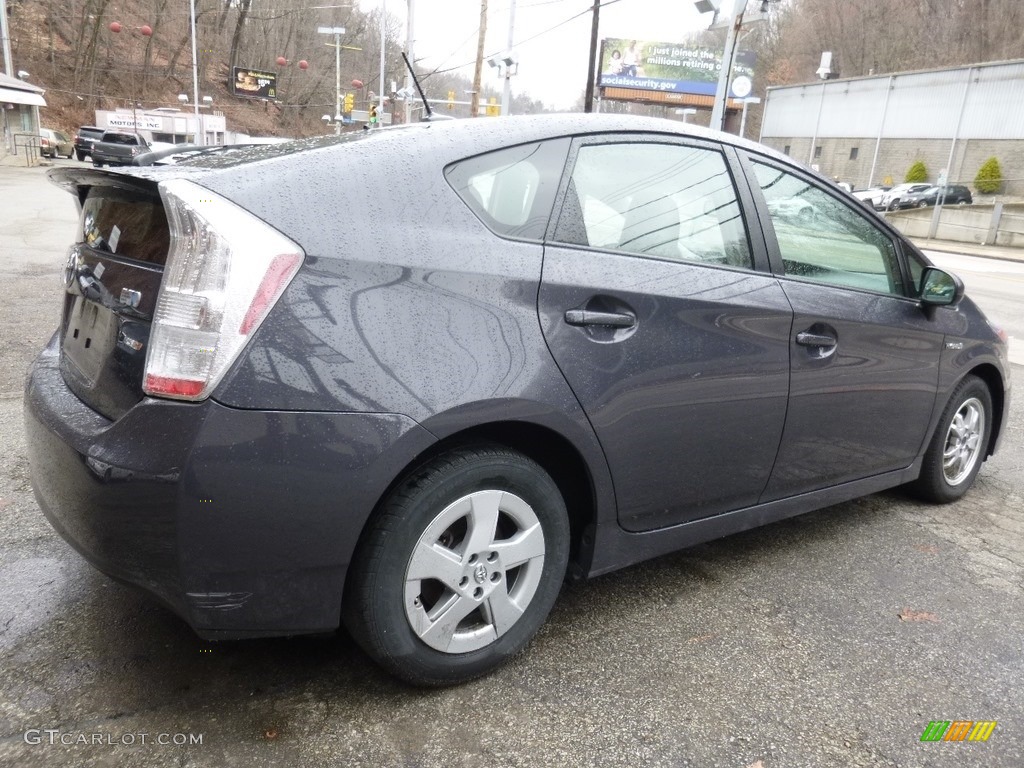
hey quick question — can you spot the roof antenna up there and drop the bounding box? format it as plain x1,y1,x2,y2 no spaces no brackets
402,51,432,120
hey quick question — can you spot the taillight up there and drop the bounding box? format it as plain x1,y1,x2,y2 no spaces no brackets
144,178,303,401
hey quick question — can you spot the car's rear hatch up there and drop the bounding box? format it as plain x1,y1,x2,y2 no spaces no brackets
49,157,309,421
51,171,170,420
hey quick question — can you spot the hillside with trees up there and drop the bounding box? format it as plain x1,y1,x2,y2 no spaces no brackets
7,0,1023,138
4,0,546,138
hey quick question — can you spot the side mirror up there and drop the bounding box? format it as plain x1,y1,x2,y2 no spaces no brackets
919,266,964,307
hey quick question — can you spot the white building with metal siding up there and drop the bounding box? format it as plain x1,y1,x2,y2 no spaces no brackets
760,59,1024,194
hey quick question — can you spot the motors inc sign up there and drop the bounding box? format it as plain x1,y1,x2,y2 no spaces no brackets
106,114,163,131
599,38,755,98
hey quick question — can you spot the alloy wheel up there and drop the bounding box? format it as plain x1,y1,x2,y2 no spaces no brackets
942,397,985,486
404,489,546,654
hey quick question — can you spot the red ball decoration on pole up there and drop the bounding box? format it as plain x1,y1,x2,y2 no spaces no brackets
109,21,122,33
140,25,153,37
351,79,363,89
298,60,309,70
276,56,288,66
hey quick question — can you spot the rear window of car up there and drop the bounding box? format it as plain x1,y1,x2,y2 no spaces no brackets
102,133,140,145
78,187,169,265
445,139,570,241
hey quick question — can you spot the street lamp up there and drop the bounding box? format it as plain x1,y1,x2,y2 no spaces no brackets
321,114,345,133
177,94,214,143
318,26,346,136
487,52,519,116
501,0,517,116
696,0,774,132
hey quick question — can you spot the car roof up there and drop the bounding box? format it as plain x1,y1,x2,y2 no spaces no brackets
144,113,796,174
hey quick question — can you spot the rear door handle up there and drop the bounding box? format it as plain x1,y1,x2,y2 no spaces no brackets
564,309,636,328
795,331,837,348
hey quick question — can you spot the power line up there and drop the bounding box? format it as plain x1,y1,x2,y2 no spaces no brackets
422,0,624,81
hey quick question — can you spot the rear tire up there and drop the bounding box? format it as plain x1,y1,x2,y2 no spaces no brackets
909,375,992,503
344,444,570,686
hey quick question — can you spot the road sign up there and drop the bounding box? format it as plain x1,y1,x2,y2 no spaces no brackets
350,109,392,125
731,75,752,98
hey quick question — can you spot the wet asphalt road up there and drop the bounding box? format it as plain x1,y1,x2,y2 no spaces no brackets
1,163,1022,767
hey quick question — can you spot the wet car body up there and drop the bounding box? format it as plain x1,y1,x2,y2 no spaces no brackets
25,115,1010,684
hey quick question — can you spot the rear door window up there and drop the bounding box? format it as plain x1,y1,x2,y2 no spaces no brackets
552,141,753,269
445,139,570,240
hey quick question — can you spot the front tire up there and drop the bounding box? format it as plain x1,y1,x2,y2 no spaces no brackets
344,445,570,686
909,375,992,503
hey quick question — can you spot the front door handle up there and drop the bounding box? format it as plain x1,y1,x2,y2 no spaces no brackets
564,309,636,328
795,330,837,348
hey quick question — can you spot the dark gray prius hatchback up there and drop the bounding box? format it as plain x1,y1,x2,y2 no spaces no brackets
25,115,1010,685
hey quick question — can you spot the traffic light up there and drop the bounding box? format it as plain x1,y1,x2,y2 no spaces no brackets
369,104,378,124
343,92,354,113
447,90,455,110
487,97,499,117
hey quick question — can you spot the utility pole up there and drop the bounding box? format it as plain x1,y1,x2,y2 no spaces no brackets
583,0,600,113
404,0,415,124
378,0,386,117
0,0,13,77
318,27,346,135
471,0,488,118
189,0,203,144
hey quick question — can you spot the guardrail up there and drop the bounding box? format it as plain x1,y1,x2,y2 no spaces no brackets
884,202,1024,248
12,133,42,167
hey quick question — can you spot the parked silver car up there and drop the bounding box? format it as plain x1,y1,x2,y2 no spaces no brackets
880,183,932,210
38,128,73,159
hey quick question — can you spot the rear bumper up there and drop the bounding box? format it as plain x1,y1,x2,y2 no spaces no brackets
25,334,437,639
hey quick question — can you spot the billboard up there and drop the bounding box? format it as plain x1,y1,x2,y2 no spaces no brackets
599,38,755,98
232,67,278,99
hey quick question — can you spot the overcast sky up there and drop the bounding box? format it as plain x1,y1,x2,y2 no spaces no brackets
359,0,738,109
